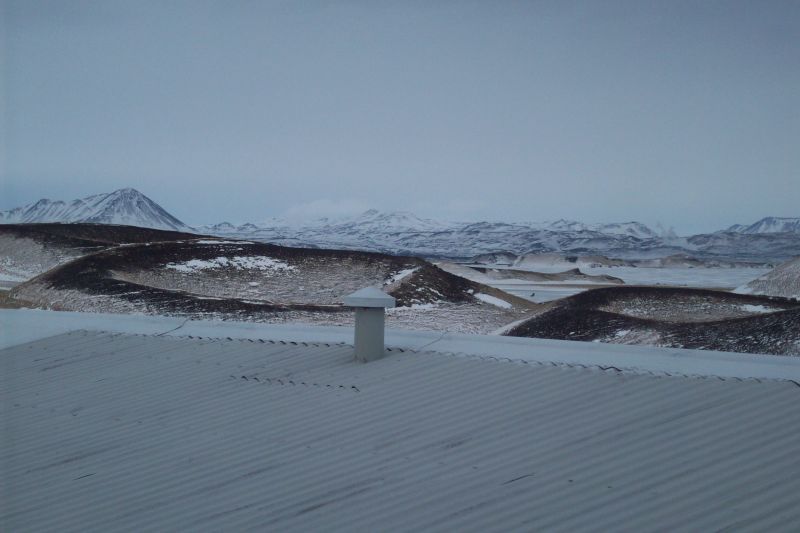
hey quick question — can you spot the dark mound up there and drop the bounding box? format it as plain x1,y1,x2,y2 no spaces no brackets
50,239,418,278
12,235,531,318
0,223,203,247
19,240,422,315
392,264,477,306
506,286,800,355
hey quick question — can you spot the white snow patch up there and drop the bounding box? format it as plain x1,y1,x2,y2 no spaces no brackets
194,240,254,245
0,271,31,283
739,304,775,314
490,315,532,335
386,303,440,313
475,293,512,309
166,256,295,273
385,267,419,285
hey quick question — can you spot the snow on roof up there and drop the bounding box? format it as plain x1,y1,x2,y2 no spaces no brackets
2,328,800,531
2,309,800,381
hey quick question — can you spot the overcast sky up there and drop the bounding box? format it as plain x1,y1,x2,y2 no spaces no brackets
2,0,798,234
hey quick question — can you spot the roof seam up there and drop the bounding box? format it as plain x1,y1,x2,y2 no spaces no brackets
407,347,792,386
80,329,347,349
233,374,361,392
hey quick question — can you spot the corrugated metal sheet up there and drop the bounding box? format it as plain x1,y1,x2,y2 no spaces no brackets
2,330,799,532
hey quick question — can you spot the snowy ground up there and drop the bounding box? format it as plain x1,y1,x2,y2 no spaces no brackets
9,284,527,335
113,251,394,305
0,280,21,291
479,280,603,303
438,262,620,302
445,262,772,303
0,234,88,284
735,257,800,300
566,265,771,288
598,293,788,322
3,224,788,350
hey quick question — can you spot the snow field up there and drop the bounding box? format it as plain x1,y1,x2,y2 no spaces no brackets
165,256,295,273
734,257,800,300
384,267,419,285
474,293,513,309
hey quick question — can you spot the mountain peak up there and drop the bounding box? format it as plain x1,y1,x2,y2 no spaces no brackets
107,187,146,198
343,209,451,232
0,188,193,232
727,217,800,234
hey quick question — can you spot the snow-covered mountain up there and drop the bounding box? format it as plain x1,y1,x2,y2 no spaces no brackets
544,219,658,239
196,210,800,261
0,188,193,232
726,217,800,234
735,256,800,300
334,209,456,233
196,211,674,259
4,188,797,261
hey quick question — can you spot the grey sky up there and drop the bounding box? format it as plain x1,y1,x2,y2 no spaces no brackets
2,0,798,234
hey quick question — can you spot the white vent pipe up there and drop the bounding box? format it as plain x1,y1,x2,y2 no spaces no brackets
342,287,395,362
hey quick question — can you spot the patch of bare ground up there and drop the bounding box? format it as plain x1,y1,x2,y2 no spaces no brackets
0,290,34,309
506,286,800,355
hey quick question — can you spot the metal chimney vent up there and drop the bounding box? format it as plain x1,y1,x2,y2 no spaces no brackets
342,287,395,362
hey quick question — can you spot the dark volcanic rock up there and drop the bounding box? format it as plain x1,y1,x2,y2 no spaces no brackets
506,286,800,355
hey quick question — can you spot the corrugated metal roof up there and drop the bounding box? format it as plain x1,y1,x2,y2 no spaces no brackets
5,309,800,380
2,330,800,532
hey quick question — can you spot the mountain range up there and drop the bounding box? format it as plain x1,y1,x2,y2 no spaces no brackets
2,188,799,261
197,209,800,261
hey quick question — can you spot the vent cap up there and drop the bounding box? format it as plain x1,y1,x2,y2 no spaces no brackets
342,287,396,308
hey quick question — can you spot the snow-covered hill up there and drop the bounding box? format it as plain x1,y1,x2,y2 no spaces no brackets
735,257,800,300
726,217,800,234
0,188,192,232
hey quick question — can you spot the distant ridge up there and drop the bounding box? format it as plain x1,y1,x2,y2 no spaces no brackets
725,217,800,234
196,210,800,261
0,188,193,232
